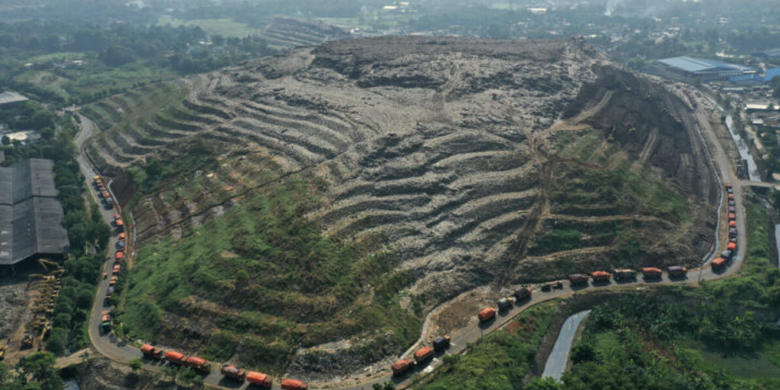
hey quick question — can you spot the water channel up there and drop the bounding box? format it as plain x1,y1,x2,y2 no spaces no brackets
725,115,761,182
542,310,591,381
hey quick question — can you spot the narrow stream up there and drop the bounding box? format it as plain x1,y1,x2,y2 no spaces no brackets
542,310,591,381
725,115,761,182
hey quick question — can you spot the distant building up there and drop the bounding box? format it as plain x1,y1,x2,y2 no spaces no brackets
764,67,780,82
745,102,778,112
3,130,41,145
0,91,29,107
753,48,780,59
658,56,757,81
0,159,69,267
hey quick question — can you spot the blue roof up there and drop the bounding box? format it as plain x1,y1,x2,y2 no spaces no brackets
765,68,780,82
659,56,755,73
729,74,762,83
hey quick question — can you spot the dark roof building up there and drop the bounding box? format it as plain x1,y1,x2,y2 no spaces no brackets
0,159,69,266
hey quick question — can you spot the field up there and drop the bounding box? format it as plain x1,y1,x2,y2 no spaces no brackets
157,16,260,38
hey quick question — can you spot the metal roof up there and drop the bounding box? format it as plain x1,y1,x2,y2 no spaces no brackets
0,159,68,265
765,67,780,82
0,91,29,106
754,48,780,58
658,56,754,74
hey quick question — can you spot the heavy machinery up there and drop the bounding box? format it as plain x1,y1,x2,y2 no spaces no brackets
141,344,164,359
712,258,726,270
667,266,687,277
514,286,532,301
642,267,663,278
221,365,247,381
391,359,414,376
433,335,451,353
541,281,563,292
727,242,737,251
568,273,589,285
613,269,637,281
281,378,308,390
414,346,434,363
21,334,35,349
478,308,496,322
184,356,211,373
498,297,515,311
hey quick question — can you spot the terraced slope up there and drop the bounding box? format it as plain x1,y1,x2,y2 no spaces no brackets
262,17,351,48
84,36,718,379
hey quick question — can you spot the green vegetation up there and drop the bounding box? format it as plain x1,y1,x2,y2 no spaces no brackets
698,204,780,309
117,159,420,373
554,200,780,390
158,16,260,38
417,301,559,390
0,352,64,390
559,291,780,390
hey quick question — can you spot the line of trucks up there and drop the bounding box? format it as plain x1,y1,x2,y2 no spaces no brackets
141,345,308,389
94,175,115,208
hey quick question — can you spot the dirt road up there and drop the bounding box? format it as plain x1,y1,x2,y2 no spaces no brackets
66,102,751,390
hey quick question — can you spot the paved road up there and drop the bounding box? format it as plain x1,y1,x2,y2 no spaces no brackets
75,115,144,365
67,103,752,390
542,310,591,381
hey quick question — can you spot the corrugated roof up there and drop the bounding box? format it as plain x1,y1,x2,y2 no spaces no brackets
0,91,29,106
765,67,780,82
0,158,68,265
659,56,755,73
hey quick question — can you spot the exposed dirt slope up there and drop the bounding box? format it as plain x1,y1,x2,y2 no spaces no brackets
84,36,717,379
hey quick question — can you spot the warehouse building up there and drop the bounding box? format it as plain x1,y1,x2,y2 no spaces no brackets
0,159,69,267
657,56,757,81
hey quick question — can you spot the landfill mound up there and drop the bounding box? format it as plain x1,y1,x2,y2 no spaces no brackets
84,36,718,378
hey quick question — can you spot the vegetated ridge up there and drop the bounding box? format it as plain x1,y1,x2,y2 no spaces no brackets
83,36,718,379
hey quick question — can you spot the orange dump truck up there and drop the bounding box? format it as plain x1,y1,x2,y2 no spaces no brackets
118,232,126,240
391,359,414,375
246,371,272,387
642,267,663,278
281,378,308,390
478,308,496,322
727,242,737,251
590,271,611,282
184,356,211,373
165,351,186,364
729,220,737,228
414,346,434,363
221,365,246,381
711,258,726,270
112,264,121,275
141,344,163,359
115,251,124,261
728,213,736,221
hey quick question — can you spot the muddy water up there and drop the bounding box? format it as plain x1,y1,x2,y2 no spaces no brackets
725,115,760,181
542,310,591,381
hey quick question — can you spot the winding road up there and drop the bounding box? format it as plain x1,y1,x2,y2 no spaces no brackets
70,99,755,389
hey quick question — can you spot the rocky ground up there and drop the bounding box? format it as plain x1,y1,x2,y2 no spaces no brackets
0,283,26,339
83,36,718,379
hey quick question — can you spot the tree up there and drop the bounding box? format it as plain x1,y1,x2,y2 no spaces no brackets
45,328,68,355
54,312,71,328
571,342,597,364
17,352,63,390
129,359,143,371
76,288,93,310
100,45,137,67
526,377,563,390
